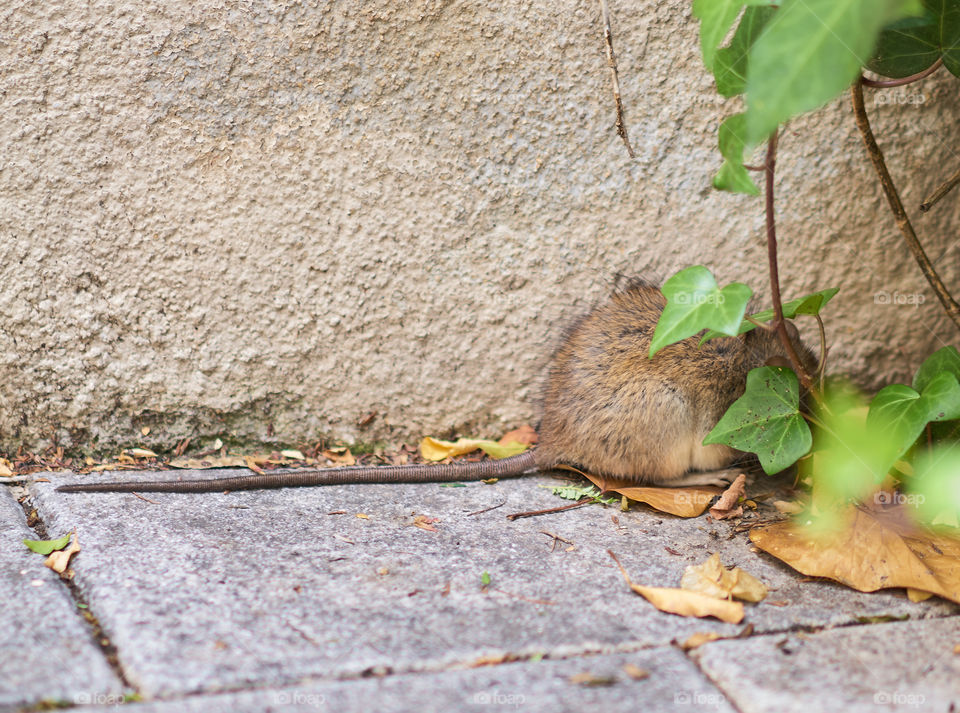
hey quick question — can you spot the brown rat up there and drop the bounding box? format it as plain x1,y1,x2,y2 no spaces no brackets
58,280,815,494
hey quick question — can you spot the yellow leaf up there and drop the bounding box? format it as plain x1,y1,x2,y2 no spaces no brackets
680,553,768,603
907,588,933,602
0,458,13,477
680,632,722,650
419,437,527,462
280,449,305,460
582,472,719,517
127,448,158,458
750,504,960,604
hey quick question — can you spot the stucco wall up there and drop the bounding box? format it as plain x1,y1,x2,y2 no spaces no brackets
2,0,959,452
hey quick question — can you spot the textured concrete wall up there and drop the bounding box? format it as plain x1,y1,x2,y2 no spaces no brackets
2,1,959,452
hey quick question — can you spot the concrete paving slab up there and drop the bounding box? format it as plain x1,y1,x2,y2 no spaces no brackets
0,487,122,710
27,470,959,700
82,649,735,713
692,617,960,712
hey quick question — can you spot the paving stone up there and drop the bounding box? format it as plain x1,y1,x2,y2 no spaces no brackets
0,487,122,710
83,649,735,713
691,617,960,712
27,470,958,700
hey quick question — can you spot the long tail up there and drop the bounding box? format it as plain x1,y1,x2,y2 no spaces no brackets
56,449,540,493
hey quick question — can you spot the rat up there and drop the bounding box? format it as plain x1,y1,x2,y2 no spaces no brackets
57,279,815,494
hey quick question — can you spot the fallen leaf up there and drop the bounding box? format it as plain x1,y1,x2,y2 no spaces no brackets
140,426,150,436
420,436,528,462
127,448,158,458
498,425,538,447
774,500,805,514
322,448,355,466
45,535,80,574
907,588,933,602
23,533,72,555
212,438,223,450
569,672,617,686
582,472,719,517
413,515,439,532
280,449,305,460
356,513,369,520
680,553,768,603
622,664,650,681
334,534,354,545
679,632,722,650
0,458,13,477
169,456,247,469
608,550,744,623
709,474,746,520
750,504,960,604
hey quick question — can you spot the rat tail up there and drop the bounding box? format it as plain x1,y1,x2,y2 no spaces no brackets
56,449,540,493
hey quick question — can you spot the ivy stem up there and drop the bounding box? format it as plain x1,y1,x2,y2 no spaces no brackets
860,58,942,88
764,131,814,391
850,80,960,330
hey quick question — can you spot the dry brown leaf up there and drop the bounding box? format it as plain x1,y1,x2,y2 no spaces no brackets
750,505,960,604
582,472,719,517
498,424,538,447
680,553,768,603
322,448,356,466
569,672,617,686
413,515,439,532
169,456,247,469
45,535,80,574
709,474,746,520
774,500,805,514
622,664,650,680
609,550,744,623
0,458,14,477
679,632,722,650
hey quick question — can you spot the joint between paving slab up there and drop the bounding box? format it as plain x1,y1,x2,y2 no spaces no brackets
16,485,140,696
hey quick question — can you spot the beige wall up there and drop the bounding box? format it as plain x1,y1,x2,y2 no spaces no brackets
2,1,959,452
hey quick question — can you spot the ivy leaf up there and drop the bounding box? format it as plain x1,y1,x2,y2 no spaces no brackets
703,366,811,474
701,287,839,343
714,5,778,97
936,0,960,76
866,371,960,476
745,0,924,144
913,346,960,393
649,266,752,357
869,11,941,77
694,0,774,71
908,445,960,526
713,113,761,195
23,533,72,555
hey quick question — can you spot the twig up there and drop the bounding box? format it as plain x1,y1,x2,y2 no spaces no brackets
814,313,827,393
597,0,635,158
506,497,593,520
764,131,815,390
539,530,574,551
861,58,942,88
466,500,506,517
850,81,960,330
920,166,960,213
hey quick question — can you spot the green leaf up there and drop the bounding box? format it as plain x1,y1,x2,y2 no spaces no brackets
908,444,960,525
649,266,752,357
714,5,778,96
713,113,761,195
23,533,72,555
913,346,960,393
701,287,839,343
694,0,773,70
868,12,941,77
704,366,812,473
866,371,960,476
745,0,924,143
481,571,491,587
937,0,960,76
